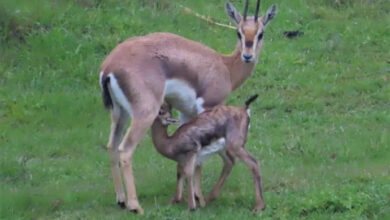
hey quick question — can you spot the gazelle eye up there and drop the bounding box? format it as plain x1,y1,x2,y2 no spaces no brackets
257,32,263,40
237,31,242,39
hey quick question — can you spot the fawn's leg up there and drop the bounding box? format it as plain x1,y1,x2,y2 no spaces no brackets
183,155,196,211
235,148,265,212
206,151,235,202
171,164,185,204
194,165,206,207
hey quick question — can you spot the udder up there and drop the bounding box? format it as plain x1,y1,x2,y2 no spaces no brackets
164,79,205,123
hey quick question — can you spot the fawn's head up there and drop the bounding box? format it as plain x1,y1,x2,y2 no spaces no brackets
157,104,180,126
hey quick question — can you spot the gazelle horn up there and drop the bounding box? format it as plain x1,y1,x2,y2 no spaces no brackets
254,0,260,21
243,0,249,20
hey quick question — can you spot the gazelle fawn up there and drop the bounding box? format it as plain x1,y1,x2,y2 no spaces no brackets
151,95,265,211
99,0,277,213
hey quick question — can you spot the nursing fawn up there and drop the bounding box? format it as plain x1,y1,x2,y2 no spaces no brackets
151,95,265,211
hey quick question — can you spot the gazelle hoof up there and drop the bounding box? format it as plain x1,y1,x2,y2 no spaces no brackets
126,201,144,215
199,200,206,207
170,198,182,205
195,195,206,207
129,206,144,215
205,195,216,202
117,201,126,209
252,203,266,212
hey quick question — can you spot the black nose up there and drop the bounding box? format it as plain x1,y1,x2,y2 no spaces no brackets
242,54,253,61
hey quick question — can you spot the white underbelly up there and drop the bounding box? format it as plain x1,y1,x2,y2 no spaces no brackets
163,79,204,117
195,138,226,166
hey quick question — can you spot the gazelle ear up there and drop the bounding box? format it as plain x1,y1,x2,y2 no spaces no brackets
167,118,181,125
162,117,180,126
226,2,242,25
262,5,277,27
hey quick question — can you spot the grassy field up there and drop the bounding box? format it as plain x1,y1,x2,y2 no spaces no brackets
1,0,390,219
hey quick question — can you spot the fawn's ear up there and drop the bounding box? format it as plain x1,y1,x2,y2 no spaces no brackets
262,5,277,27
161,117,180,126
165,118,180,125
226,2,242,25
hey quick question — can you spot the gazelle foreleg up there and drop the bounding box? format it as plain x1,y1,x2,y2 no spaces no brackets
194,165,206,207
183,154,197,211
107,105,128,208
171,164,185,204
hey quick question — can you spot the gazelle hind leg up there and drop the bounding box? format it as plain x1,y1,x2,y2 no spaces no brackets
235,148,265,212
206,151,235,202
107,105,128,208
118,100,161,214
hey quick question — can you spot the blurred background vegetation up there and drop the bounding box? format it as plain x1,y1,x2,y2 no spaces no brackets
0,0,389,219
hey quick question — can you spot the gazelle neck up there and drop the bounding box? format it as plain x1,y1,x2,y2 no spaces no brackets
222,43,256,91
151,120,174,158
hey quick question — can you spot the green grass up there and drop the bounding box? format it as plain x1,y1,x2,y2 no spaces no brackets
1,0,389,219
